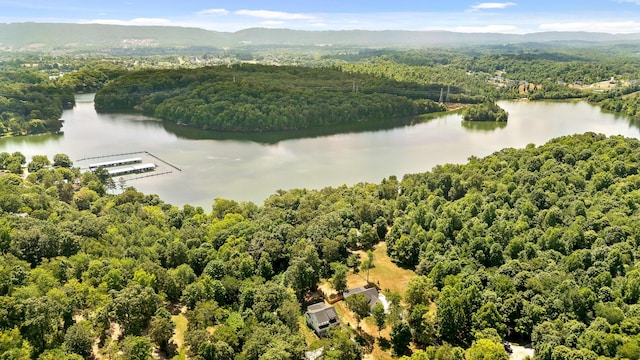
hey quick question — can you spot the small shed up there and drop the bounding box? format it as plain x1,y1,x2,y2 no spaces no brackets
305,303,340,337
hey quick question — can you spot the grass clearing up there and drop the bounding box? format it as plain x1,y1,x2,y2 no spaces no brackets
171,312,188,360
352,242,416,295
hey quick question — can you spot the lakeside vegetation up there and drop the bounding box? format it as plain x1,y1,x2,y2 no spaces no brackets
2,133,640,359
461,102,508,122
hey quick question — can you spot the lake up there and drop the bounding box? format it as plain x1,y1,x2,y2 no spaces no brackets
1,95,638,209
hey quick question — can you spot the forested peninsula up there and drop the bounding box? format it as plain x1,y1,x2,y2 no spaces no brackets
2,133,640,359
0,69,74,136
94,65,447,132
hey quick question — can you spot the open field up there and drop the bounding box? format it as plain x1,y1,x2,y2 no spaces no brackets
570,78,631,91
351,242,417,295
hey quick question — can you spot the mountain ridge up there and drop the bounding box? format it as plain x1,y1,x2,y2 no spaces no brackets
2,22,640,51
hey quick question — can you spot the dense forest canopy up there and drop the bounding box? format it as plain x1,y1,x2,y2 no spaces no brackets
1,133,640,359
600,94,640,120
94,64,448,132
0,67,74,136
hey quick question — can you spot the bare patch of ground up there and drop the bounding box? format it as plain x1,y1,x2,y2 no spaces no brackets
509,343,535,360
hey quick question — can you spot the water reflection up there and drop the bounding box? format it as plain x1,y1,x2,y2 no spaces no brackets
0,133,63,147
2,98,640,207
600,108,640,131
161,116,421,144
461,120,508,132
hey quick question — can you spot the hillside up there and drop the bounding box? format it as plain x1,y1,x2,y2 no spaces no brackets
3,23,640,51
4,133,640,359
93,64,448,131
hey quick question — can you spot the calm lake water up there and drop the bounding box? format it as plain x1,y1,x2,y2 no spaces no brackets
1,95,639,208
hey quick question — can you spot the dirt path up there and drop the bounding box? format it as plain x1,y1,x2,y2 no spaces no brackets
92,338,104,360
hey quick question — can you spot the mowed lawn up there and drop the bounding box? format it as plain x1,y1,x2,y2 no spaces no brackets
349,242,416,296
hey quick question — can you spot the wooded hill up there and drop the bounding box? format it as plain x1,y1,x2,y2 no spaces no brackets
0,67,74,136
3,133,640,359
94,64,448,132
4,23,640,52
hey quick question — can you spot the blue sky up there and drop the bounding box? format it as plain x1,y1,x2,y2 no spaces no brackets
2,0,640,33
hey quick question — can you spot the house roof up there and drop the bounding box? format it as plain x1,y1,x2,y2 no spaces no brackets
343,286,380,310
306,303,339,327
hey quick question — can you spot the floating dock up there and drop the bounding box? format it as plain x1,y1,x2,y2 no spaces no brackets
89,157,142,171
107,163,157,177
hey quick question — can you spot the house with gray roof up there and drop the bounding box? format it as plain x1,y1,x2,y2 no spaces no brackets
343,286,380,312
305,302,340,337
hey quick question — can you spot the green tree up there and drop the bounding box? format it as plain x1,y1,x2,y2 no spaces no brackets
63,322,93,358
618,341,640,360
472,302,506,336
0,328,32,360
27,155,50,173
468,339,508,360
372,302,387,336
37,348,83,360
409,303,437,346
405,275,437,310
149,310,175,353
6,158,22,175
22,295,65,355
345,293,370,330
109,285,159,336
390,321,412,356
331,262,348,293
284,242,321,300
323,329,362,360
52,154,72,168
359,223,379,249
120,336,152,360
437,284,473,344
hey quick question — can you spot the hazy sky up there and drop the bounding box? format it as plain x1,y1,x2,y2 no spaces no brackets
2,0,640,33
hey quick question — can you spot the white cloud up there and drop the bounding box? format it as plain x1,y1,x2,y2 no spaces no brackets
235,9,315,20
454,24,521,33
470,2,517,11
262,20,284,25
539,20,640,33
616,0,640,4
196,8,229,16
87,18,172,26
310,22,328,27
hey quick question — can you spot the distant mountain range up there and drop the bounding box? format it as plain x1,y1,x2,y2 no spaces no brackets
2,22,640,51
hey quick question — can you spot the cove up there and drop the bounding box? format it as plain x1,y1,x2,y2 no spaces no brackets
0,95,638,208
